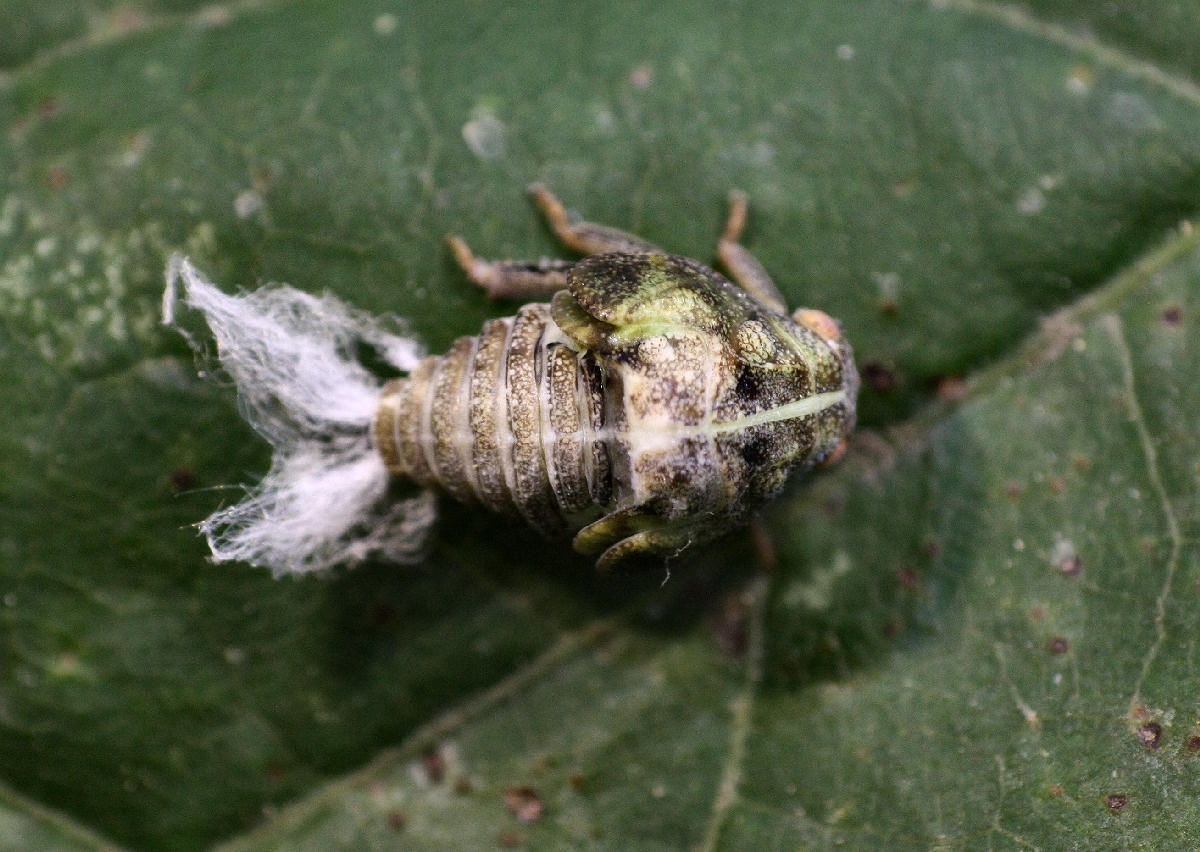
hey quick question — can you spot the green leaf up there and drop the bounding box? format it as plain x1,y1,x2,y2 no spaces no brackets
2,0,1197,848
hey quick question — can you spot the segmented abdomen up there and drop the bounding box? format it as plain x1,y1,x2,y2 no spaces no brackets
374,303,612,535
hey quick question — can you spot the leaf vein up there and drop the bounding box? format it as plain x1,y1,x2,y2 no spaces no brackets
918,0,1200,107
0,0,289,89
1102,314,1184,718
698,574,769,852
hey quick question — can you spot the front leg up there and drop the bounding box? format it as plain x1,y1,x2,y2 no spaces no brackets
447,184,665,300
528,183,663,254
716,190,788,315
446,235,573,300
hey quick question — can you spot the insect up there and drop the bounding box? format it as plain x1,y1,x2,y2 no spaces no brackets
373,185,858,571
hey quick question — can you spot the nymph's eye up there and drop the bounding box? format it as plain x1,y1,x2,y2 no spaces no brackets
792,308,843,344
732,320,777,365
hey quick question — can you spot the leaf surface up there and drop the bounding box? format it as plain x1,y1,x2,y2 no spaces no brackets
1,0,1198,848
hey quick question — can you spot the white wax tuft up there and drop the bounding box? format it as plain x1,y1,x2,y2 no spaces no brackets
163,255,434,575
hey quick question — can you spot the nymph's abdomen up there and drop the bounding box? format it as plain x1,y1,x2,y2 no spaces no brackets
373,303,613,537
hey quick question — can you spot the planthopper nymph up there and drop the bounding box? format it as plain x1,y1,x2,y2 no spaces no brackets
164,185,858,575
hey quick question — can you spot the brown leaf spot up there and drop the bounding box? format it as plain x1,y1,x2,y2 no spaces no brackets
1005,482,1022,501
1049,475,1066,494
568,773,586,792
422,747,446,784
497,829,523,847
386,810,406,830
935,375,967,402
1058,554,1083,577
711,592,749,659
629,64,653,89
1071,453,1090,471
454,776,474,795
169,468,196,492
748,516,777,570
1047,636,1069,655
38,97,60,118
1186,735,1200,753
1136,722,1163,750
504,786,544,823
48,166,69,189
860,361,897,393
895,568,918,590
1161,305,1183,327
1049,783,1064,798
1106,793,1128,813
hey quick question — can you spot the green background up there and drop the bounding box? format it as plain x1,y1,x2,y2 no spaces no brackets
2,1,1198,848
